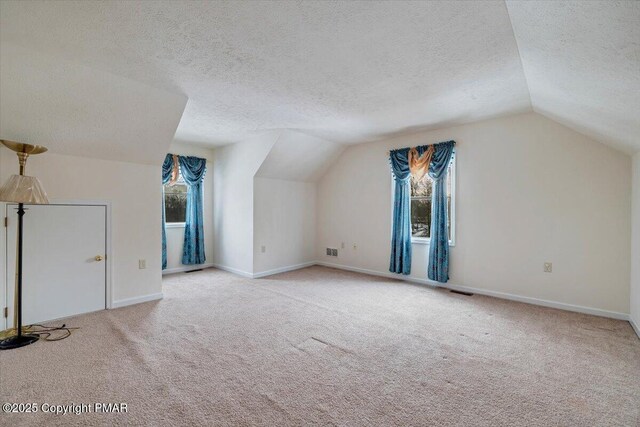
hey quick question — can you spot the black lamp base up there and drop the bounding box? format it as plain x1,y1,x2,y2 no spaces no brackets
0,334,39,350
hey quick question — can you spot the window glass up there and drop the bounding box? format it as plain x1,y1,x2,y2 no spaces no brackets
164,172,187,223
410,155,454,240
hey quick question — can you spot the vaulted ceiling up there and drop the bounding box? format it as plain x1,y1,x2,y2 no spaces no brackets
506,1,640,154
1,1,638,160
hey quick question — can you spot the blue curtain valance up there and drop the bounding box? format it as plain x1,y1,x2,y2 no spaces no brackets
162,153,174,184
178,156,207,185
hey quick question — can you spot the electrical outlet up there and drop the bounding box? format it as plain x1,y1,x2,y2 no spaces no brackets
139,259,146,269
544,262,552,273
261,245,266,253
326,248,332,256
331,248,338,256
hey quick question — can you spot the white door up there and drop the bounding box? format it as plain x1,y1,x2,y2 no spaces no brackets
5,204,107,326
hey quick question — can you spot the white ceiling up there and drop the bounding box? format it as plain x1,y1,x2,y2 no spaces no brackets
0,1,638,156
0,43,187,165
0,1,530,147
506,1,640,154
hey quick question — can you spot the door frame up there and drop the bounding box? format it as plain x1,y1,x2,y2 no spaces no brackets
1,199,113,330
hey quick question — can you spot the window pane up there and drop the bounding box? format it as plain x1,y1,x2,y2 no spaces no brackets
409,153,454,240
164,183,187,223
447,195,451,240
411,198,431,237
410,174,432,197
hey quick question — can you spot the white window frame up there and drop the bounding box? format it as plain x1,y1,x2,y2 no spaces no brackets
165,221,186,229
391,150,456,247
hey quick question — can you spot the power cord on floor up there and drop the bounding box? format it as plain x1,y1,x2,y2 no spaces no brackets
26,324,79,341
0,324,79,341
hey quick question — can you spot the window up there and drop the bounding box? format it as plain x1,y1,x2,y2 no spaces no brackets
164,170,187,224
410,152,455,243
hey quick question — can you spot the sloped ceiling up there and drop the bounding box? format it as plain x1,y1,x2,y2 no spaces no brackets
506,1,640,154
0,1,638,155
256,131,345,182
0,1,530,147
0,43,187,165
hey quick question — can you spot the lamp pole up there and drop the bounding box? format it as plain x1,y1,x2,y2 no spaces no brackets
15,150,28,340
0,140,48,350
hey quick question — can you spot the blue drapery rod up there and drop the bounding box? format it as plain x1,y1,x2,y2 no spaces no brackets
389,140,456,155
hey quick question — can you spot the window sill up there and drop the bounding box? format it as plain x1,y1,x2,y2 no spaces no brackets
412,238,455,247
166,222,186,229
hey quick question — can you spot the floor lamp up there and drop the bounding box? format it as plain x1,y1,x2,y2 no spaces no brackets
0,140,49,350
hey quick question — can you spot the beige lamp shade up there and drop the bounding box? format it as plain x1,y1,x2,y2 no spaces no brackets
0,174,50,204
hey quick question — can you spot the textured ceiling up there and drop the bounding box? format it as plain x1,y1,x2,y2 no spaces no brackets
0,0,530,147
506,1,640,154
0,1,637,156
0,43,187,165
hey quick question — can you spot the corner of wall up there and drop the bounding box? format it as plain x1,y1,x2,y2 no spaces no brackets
630,152,640,335
211,134,278,275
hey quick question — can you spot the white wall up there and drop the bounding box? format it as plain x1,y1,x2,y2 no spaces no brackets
0,150,163,305
317,112,632,315
253,177,316,275
256,130,345,182
213,130,340,277
251,130,342,276
631,153,640,332
212,134,276,275
164,143,215,272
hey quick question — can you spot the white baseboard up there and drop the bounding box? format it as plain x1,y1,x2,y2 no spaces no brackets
211,262,316,279
111,292,163,309
316,261,630,321
253,262,316,278
316,261,436,286
210,263,254,278
443,282,629,321
162,263,215,276
630,318,640,339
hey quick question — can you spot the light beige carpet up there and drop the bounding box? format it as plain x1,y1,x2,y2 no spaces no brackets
1,266,639,426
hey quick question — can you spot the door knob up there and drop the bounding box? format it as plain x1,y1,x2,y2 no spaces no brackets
95,255,104,262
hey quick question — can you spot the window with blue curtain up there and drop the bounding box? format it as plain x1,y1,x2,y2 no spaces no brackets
162,154,207,269
389,141,455,282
